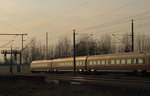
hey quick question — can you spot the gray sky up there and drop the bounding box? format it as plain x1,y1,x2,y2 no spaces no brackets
0,0,150,61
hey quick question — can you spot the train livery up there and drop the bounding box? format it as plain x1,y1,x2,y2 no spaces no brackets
30,52,150,74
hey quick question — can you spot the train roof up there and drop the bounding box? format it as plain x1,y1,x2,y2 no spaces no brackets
31,59,52,63
87,51,150,59
31,51,150,63
52,56,87,62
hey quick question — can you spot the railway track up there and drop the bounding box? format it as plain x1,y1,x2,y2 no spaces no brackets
1,73,150,89
39,73,150,89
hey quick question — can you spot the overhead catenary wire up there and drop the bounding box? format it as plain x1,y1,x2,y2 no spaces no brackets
30,0,93,32
78,10,150,32
27,0,145,42
63,0,140,29
0,40,14,49
54,10,150,41
23,40,34,50
0,20,26,34
43,10,150,43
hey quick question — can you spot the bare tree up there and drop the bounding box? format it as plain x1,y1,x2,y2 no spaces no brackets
48,45,55,59
55,36,72,58
118,33,132,53
135,33,150,52
97,34,112,54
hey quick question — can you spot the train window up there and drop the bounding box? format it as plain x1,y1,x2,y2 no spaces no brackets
78,62,80,65
77,61,80,66
127,59,131,64
67,62,69,66
62,63,64,66
134,59,137,64
89,61,93,65
121,59,126,64
111,60,115,64
65,62,68,66
66,62,68,66
76,62,78,66
80,61,82,65
82,61,84,65
93,61,96,65
68,62,71,66
138,59,144,64
102,60,105,65
97,61,101,65
116,60,120,64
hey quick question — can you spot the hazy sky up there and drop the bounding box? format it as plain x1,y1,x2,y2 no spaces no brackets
0,0,150,58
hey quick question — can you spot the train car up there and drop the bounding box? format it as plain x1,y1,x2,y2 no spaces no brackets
30,52,150,74
86,52,150,73
30,60,53,72
49,56,87,72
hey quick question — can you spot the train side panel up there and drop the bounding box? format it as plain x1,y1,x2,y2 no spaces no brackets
86,52,150,73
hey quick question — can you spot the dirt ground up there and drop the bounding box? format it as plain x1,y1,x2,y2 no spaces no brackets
0,79,150,96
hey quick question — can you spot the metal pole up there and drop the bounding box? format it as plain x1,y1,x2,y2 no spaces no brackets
21,34,23,64
131,20,134,52
10,45,13,73
22,34,23,50
46,32,48,59
73,29,76,76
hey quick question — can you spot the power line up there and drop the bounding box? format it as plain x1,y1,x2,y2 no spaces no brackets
30,0,93,32
0,40,14,49
68,0,140,26
23,40,33,50
0,20,26,33
47,10,150,42
78,10,150,32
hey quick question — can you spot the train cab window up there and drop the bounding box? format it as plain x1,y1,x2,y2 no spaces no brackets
102,60,105,65
97,61,101,65
127,59,131,64
111,60,115,64
121,59,126,64
138,58,144,64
